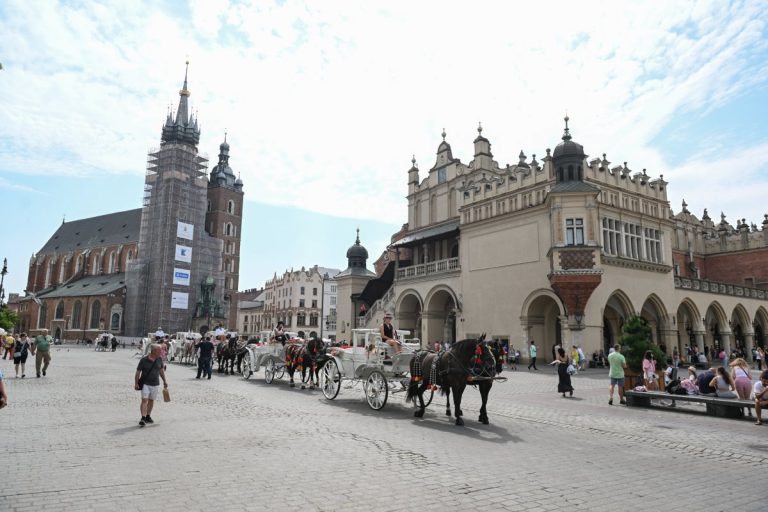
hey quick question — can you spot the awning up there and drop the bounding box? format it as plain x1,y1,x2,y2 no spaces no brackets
391,220,459,248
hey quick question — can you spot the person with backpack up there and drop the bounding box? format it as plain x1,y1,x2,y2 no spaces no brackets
13,333,31,378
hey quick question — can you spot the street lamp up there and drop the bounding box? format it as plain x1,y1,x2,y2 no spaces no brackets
0,257,7,307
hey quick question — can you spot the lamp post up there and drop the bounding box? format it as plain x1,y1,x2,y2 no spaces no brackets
0,257,7,307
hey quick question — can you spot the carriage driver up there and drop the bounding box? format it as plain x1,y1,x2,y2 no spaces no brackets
380,313,402,354
272,321,287,344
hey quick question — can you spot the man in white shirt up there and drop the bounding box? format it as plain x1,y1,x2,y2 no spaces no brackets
753,370,768,426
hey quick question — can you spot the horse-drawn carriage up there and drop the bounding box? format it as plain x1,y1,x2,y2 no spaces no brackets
94,333,112,352
319,328,433,410
169,332,202,364
240,330,298,383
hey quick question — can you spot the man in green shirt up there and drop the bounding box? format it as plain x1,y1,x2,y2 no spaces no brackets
33,328,53,378
607,344,627,405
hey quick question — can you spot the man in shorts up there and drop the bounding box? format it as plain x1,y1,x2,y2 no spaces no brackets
608,344,627,405
134,344,168,427
752,370,768,425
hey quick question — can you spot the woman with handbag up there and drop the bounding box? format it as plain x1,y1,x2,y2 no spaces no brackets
552,346,574,398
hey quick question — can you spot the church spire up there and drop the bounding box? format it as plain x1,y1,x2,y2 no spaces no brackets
161,60,201,147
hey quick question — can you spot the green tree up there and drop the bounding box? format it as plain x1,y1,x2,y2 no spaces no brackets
619,315,666,373
0,305,18,332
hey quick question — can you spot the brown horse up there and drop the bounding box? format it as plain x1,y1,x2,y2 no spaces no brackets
406,335,501,426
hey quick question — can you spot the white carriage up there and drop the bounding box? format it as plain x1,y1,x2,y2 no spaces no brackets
169,332,202,364
241,330,299,383
319,329,432,410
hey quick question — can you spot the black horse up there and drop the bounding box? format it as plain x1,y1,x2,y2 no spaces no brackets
299,337,328,389
407,335,502,426
217,337,241,375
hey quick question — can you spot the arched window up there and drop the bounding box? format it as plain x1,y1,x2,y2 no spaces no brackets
90,301,101,329
227,200,235,214
55,300,65,319
225,223,232,236
126,250,134,262
72,301,82,329
207,200,212,212
38,303,48,328
110,313,120,331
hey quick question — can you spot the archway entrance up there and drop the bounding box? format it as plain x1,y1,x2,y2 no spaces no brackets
523,294,563,364
54,327,62,341
396,292,423,342
603,292,633,354
424,288,457,346
676,300,702,360
640,295,667,352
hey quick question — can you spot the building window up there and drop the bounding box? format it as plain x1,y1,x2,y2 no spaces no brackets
601,218,622,256
227,200,234,214
330,296,336,306
38,303,48,328
565,218,584,246
207,200,211,212
312,287,317,296
438,167,447,184
225,223,233,236
55,301,65,319
644,227,663,263
330,285,336,293
623,222,642,259
72,300,82,330
90,301,101,329
297,313,306,327
309,313,318,327
300,286,305,295
110,312,120,331
299,299,305,308
311,299,317,308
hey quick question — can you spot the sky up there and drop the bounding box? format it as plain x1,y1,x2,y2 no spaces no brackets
1,0,768,297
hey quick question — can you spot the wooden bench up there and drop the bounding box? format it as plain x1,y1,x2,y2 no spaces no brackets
624,390,754,419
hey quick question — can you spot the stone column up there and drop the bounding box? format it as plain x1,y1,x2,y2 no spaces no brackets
694,331,705,355
744,333,755,362
662,329,679,359
720,332,732,355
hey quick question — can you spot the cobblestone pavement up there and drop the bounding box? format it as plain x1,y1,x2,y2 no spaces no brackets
1,348,765,511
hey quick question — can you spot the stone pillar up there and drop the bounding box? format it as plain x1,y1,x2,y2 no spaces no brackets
720,332,732,355
694,331,705,355
420,312,431,346
744,333,755,362
662,329,679,358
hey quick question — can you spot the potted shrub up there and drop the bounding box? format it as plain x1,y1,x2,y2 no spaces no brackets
619,315,666,390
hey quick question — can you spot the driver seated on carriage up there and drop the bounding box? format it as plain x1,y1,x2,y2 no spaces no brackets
271,321,287,345
379,312,402,356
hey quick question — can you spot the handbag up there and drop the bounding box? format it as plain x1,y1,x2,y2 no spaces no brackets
162,387,171,402
566,364,576,375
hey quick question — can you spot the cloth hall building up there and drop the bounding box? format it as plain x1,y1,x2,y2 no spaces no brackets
337,119,768,362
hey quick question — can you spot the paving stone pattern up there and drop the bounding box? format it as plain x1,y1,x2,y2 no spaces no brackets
1,348,764,511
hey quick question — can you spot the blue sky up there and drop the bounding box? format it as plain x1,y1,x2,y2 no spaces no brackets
1,0,768,296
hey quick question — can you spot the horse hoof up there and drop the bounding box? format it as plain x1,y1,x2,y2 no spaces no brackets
289,382,295,388
455,417,464,426
457,410,463,417
310,385,315,390
300,385,306,390
445,410,451,416
414,410,424,418
479,416,489,425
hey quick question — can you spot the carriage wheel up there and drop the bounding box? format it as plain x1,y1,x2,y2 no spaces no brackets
265,358,276,384
365,370,388,410
241,356,252,379
321,359,341,400
276,366,285,379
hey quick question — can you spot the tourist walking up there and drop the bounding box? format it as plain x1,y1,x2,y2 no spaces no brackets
642,351,658,391
134,343,168,427
527,340,538,370
553,347,574,397
13,333,31,378
730,358,753,400
752,370,768,425
608,344,627,405
2,332,14,360
710,367,737,398
672,347,680,368
196,335,215,379
756,347,764,371
577,345,586,371
33,328,53,378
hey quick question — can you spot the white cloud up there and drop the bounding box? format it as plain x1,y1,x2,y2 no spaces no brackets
1,0,767,225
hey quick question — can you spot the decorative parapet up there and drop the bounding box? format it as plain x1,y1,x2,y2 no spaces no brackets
396,257,460,281
674,276,768,300
602,255,672,274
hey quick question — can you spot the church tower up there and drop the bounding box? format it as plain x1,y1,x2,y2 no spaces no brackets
205,134,244,330
125,62,226,336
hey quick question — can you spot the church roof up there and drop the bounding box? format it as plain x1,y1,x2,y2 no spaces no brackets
38,209,142,255
36,273,127,299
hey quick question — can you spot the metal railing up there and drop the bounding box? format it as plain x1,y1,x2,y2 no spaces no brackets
674,276,768,300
